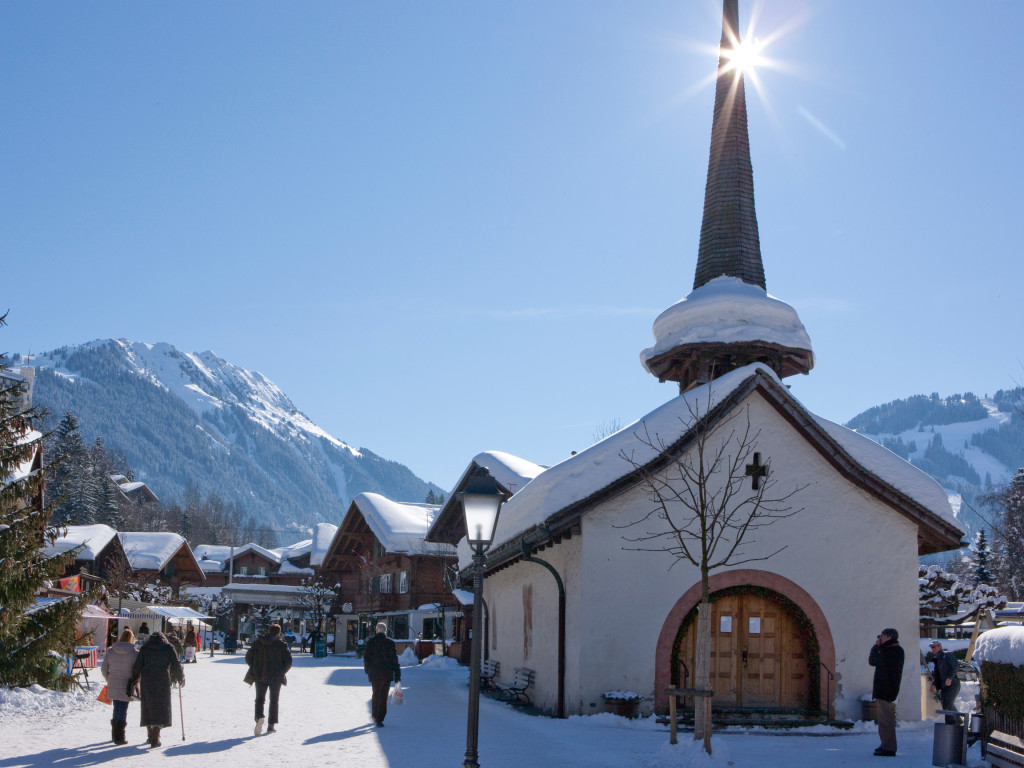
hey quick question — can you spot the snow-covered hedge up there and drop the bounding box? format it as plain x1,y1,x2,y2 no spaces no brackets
974,627,1024,667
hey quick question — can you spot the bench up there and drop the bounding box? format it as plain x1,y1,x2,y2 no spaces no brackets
480,659,500,690
497,667,535,705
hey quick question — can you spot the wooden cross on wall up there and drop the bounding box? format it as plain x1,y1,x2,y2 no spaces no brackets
745,452,768,490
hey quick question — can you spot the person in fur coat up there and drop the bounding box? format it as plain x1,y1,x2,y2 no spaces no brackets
101,628,139,745
129,631,185,748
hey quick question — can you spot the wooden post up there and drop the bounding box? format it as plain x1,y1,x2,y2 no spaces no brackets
665,686,714,747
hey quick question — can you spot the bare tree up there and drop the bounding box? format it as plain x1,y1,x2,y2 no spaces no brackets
298,572,336,649
618,397,803,754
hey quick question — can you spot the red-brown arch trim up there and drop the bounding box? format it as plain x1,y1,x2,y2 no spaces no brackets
654,569,836,715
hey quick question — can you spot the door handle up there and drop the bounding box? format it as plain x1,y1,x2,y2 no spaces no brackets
742,649,748,666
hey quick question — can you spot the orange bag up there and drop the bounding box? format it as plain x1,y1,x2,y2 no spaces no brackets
97,685,112,705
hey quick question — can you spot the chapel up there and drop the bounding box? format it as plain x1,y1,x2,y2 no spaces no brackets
428,0,964,723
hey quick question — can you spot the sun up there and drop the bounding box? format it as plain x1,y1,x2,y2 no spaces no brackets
721,37,769,77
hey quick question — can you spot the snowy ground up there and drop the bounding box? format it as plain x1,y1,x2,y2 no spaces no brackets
0,652,992,768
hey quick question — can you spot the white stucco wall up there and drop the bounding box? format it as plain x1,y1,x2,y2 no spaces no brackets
485,391,929,721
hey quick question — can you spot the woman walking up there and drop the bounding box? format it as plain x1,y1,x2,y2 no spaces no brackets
129,631,185,748
183,625,199,663
100,628,139,745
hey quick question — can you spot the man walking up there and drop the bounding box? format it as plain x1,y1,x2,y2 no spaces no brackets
929,640,961,724
363,622,401,727
246,624,293,735
869,627,905,757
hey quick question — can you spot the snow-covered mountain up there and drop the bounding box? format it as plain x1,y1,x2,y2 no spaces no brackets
13,339,442,532
845,390,1024,537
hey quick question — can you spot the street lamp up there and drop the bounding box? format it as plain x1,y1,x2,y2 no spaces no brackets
209,598,219,657
460,467,504,768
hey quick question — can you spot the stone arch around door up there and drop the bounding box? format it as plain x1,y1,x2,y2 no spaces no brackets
654,570,836,715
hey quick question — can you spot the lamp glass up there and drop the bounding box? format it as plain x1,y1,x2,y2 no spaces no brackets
462,493,502,547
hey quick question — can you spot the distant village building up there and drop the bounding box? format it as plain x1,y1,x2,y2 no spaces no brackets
428,0,964,723
119,531,205,596
320,493,458,653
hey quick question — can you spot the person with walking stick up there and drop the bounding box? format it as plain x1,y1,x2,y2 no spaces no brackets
128,631,185,748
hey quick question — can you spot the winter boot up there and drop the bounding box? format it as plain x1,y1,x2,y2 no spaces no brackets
147,726,162,748
112,720,127,745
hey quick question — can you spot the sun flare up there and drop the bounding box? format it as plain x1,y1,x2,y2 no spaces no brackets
722,37,768,77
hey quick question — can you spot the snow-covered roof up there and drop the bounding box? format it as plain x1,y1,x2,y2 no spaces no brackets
310,523,337,567
810,415,957,527
352,493,454,555
974,626,1024,667
119,532,189,571
274,538,312,561
2,429,42,487
640,276,814,373
276,560,314,576
42,524,119,561
471,451,547,495
479,362,961,559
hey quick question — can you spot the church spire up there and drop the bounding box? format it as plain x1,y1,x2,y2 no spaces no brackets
693,0,765,291
640,0,813,392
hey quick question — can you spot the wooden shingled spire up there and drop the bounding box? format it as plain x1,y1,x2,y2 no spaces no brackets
693,0,765,291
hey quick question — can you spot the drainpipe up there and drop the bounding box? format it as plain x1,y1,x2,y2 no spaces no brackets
520,542,566,719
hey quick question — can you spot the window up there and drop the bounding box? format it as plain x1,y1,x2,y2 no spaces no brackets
238,566,248,576
399,571,409,594
257,567,267,577
379,573,394,594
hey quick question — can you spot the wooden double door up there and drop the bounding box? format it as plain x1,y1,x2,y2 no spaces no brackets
677,590,812,710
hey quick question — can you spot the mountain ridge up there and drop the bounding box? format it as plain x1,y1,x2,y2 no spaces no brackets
15,339,442,533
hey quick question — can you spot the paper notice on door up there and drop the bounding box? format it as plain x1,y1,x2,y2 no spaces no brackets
720,616,732,633
749,617,761,634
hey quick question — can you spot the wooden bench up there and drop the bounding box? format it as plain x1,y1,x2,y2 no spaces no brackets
497,667,535,705
480,659,500,690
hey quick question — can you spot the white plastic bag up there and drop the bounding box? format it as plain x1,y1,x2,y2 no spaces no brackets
391,681,404,706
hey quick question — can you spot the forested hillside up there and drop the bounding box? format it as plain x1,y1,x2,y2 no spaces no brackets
16,340,442,532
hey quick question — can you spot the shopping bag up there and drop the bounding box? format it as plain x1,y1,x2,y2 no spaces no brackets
244,668,255,686
97,685,112,705
391,681,404,706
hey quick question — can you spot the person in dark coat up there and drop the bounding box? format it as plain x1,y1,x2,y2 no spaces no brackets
183,625,199,663
929,640,961,724
245,623,293,735
363,622,401,727
129,631,185,748
136,622,151,645
101,628,139,745
869,627,905,757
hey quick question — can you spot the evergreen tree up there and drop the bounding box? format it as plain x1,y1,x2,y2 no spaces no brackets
972,528,994,586
47,411,94,525
0,314,85,688
987,469,1024,599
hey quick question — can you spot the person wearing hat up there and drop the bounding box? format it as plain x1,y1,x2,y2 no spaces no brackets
363,622,401,727
869,628,904,757
929,640,961,724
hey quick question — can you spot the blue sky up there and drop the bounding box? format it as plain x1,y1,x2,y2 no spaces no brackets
2,1,1022,491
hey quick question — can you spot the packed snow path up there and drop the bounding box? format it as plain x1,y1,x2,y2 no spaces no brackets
0,653,990,767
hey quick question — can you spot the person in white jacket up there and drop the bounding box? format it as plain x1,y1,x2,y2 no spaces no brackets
101,628,139,745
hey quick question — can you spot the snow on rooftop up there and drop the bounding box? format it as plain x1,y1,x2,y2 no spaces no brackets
974,626,1024,667
811,416,961,532
42,524,118,561
353,493,455,556
471,451,546,495
640,276,813,372
481,362,960,559
119,532,188,571
310,523,338,567
2,429,41,487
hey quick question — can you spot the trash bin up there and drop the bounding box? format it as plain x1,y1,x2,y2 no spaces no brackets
314,639,327,658
932,722,964,767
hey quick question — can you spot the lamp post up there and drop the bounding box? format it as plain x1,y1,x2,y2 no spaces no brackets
209,598,219,657
460,467,504,768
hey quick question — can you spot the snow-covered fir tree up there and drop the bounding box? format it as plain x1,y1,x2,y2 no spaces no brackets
0,315,84,688
971,528,994,586
988,469,1024,600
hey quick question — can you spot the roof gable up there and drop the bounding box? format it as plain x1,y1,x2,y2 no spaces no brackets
482,363,963,566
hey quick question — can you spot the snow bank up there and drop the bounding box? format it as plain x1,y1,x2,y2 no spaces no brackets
974,626,1024,667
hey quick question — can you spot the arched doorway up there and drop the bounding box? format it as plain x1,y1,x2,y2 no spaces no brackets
673,586,819,711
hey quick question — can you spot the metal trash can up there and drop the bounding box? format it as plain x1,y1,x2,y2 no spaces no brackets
314,639,327,658
933,722,964,767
